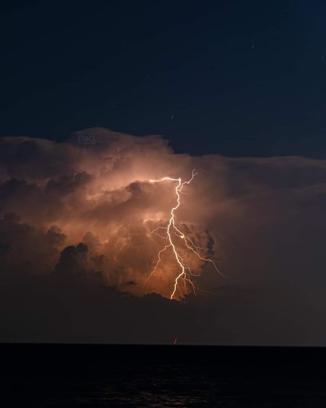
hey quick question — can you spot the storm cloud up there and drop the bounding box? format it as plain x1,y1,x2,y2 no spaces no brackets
1,128,326,345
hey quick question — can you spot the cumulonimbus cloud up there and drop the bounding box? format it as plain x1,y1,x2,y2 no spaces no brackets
1,128,326,344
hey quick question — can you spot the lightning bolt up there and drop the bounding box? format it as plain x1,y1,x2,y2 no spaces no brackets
147,170,223,300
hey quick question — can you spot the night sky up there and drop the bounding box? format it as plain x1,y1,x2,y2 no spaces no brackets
1,1,326,346
1,0,326,156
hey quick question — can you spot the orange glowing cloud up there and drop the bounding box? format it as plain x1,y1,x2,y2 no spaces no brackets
0,129,224,299
2,128,326,303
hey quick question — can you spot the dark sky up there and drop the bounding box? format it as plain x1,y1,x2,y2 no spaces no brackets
1,3,326,345
1,0,326,156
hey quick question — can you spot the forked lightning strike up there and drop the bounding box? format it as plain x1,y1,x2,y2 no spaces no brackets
147,170,223,300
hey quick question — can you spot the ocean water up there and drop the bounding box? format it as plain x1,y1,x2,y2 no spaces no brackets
2,344,326,407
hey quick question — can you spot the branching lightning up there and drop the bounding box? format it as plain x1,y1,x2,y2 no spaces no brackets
147,170,223,300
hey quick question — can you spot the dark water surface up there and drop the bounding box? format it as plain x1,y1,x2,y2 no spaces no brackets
2,344,326,407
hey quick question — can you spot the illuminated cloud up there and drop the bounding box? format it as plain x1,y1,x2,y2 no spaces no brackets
1,128,326,344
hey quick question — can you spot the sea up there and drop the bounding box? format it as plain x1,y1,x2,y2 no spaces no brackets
2,344,326,407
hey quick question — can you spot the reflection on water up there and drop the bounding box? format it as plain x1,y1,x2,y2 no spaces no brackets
14,371,326,407
3,345,326,407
